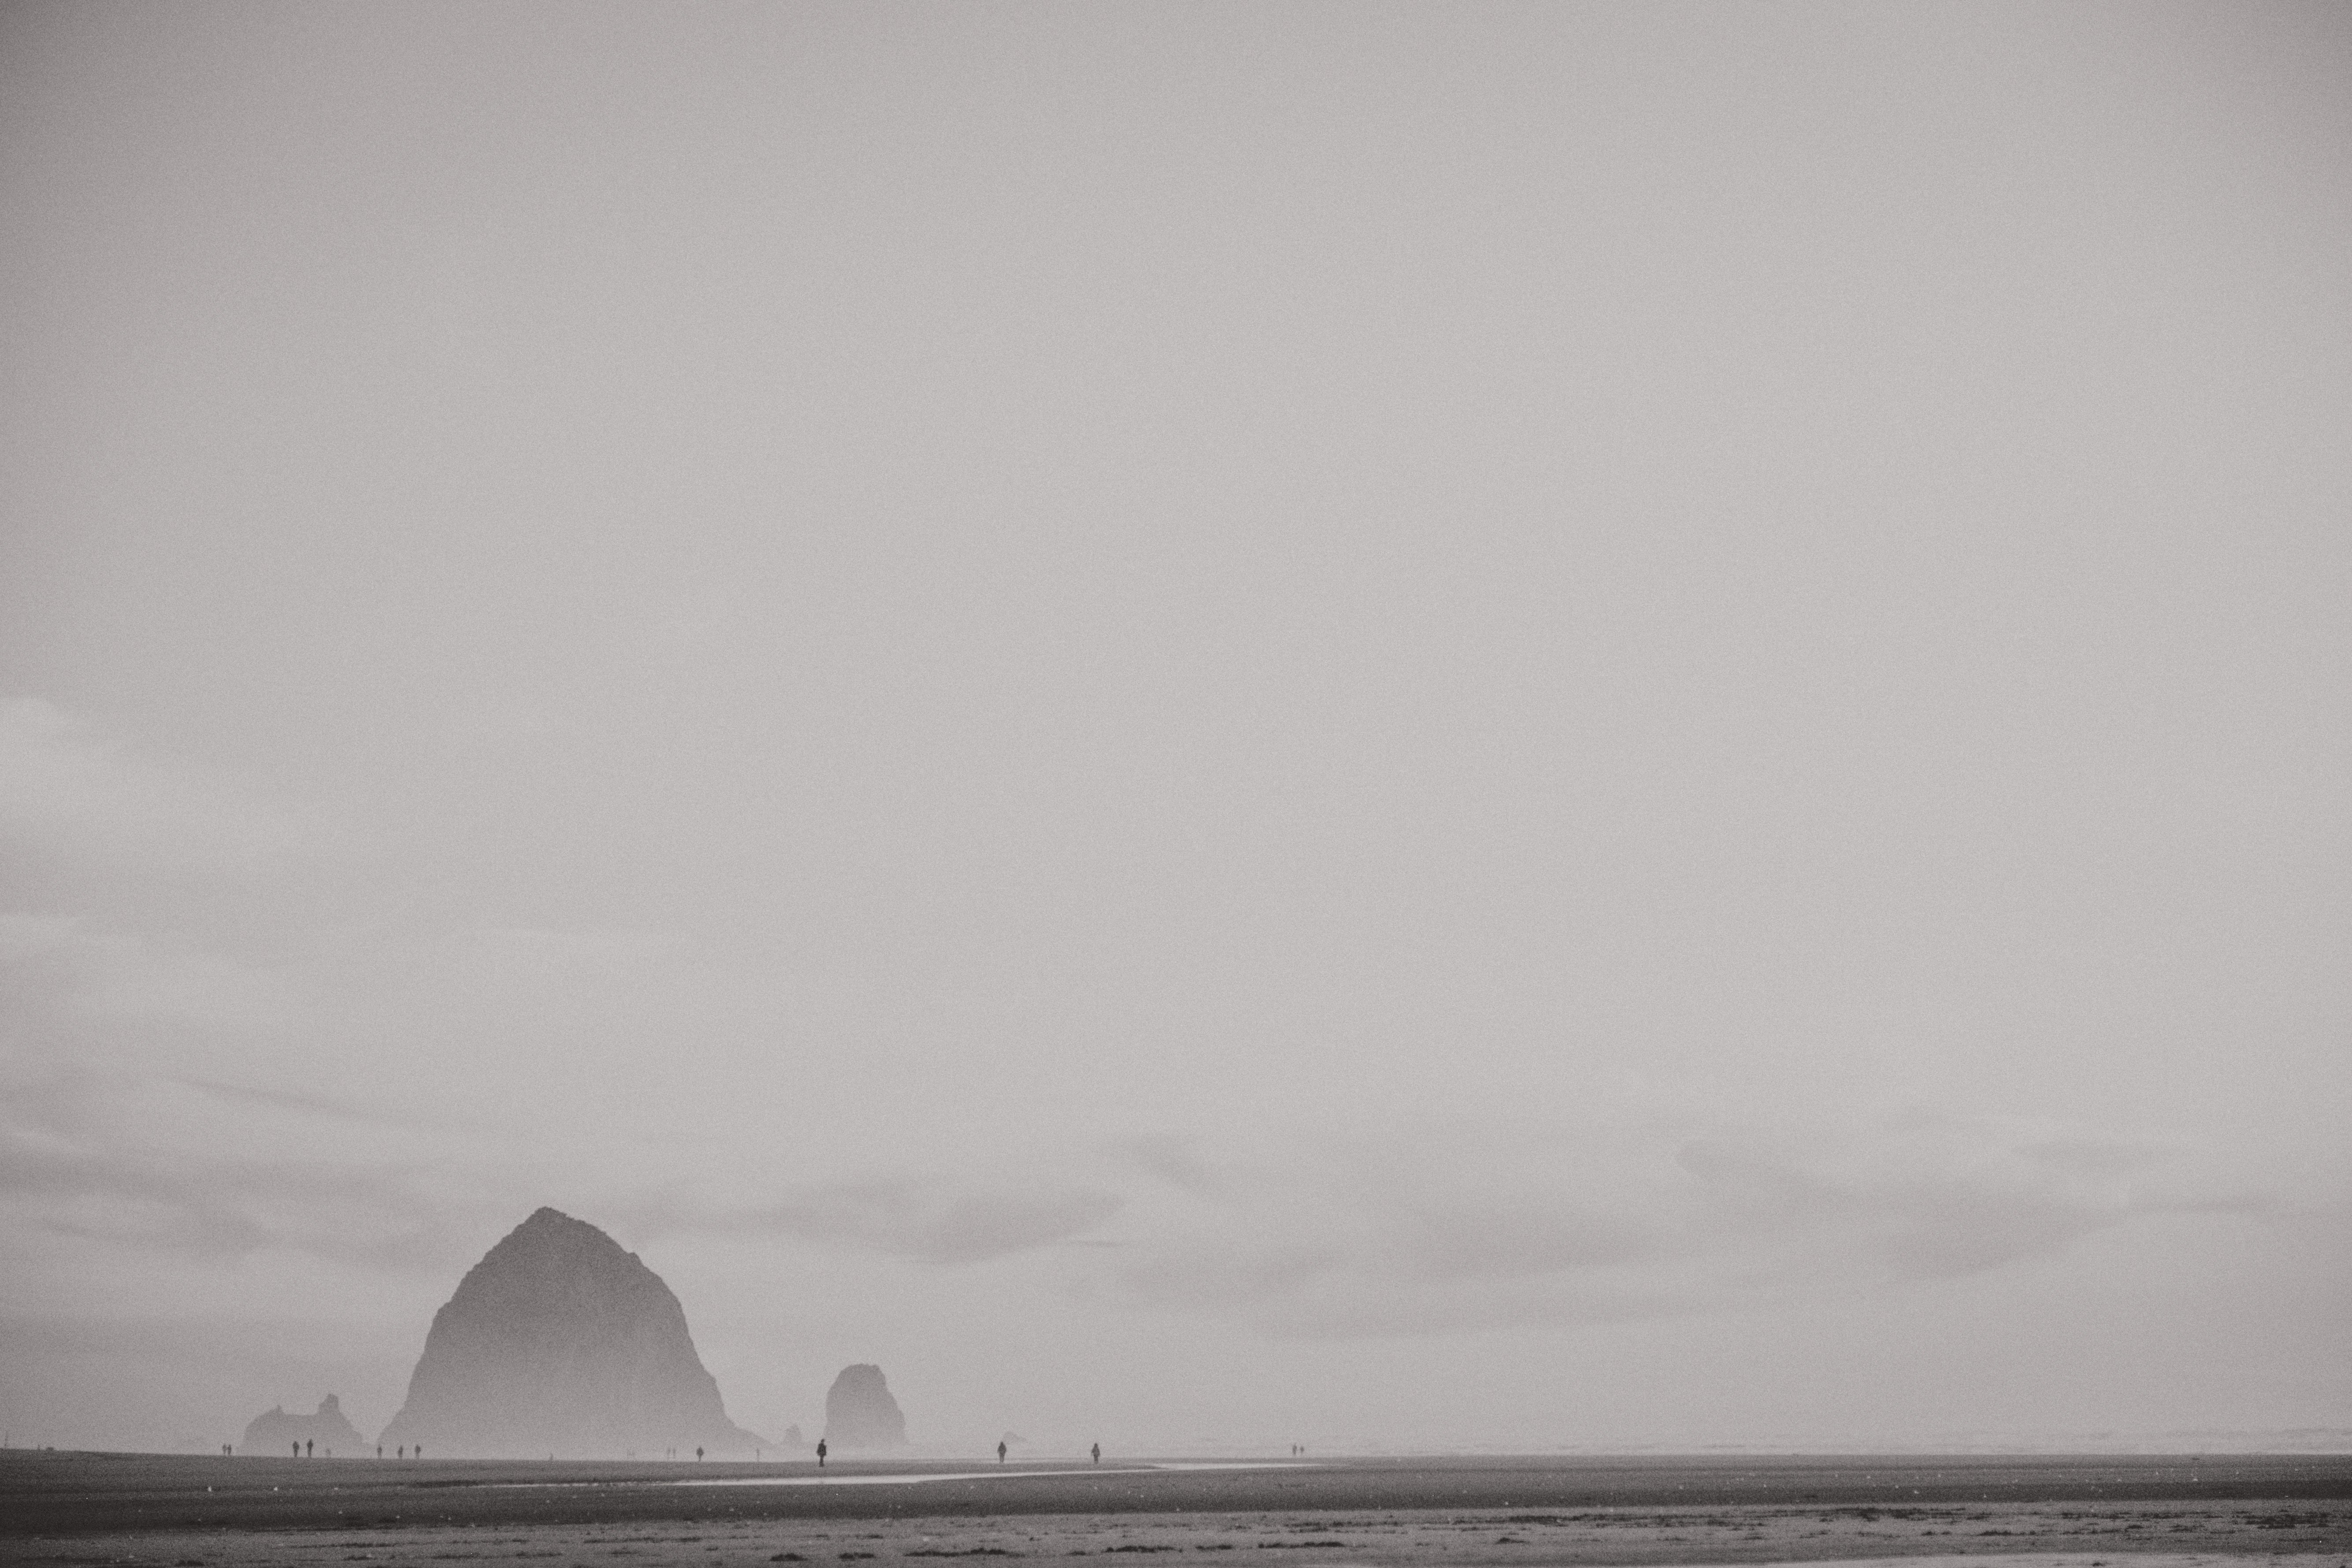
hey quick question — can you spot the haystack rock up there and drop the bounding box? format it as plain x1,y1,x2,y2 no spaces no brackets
377,1207,763,1458
241,1393,366,1455
824,1364,907,1448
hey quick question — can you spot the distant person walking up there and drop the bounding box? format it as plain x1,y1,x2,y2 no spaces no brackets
997,1441,1007,1464
1091,1443,1100,1465
816,1438,827,1469
696,1447,704,1461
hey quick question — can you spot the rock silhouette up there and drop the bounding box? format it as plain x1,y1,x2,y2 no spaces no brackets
240,1394,365,1456
823,1364,907,1448
377,1207,763,1458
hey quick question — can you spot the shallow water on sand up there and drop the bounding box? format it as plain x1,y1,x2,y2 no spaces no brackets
679,1462,1314,1487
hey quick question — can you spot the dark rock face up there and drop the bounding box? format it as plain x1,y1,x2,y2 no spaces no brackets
823,1364,907,1448
241,1394,367,1455
377,1207,763,1458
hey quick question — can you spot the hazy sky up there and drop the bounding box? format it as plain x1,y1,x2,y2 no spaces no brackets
3,1,2348,1456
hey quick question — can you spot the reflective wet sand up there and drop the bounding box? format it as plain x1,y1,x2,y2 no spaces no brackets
4,1451,2345,1568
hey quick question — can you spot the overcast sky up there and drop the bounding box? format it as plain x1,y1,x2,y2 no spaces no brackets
3,1,2348,1456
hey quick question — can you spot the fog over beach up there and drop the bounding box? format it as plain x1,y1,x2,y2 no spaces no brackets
2,2,2348,1461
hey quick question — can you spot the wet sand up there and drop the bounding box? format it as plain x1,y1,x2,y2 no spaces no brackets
3,1452,2345,1568
676,1464,1309,1489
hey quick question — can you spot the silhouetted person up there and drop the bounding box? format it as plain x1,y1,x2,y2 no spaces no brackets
222,1445,230,1457
816,1438,827,1468
292,1442,300,1457
1091,1443,1100,1465
997,1441,1007,1464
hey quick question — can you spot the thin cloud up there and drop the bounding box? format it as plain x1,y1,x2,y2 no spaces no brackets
0,697,332,869
0,1080,506,1274
627,1179,1125,1265
1110,1134,1224,1195
1676,1134,2125,1281
0,914,304,1033
2019,1135,2173,1177
0,1134,478,1272
1102,1112,2263,1337
171,1074,429,1130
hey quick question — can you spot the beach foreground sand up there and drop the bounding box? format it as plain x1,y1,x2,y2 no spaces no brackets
3,1452,2344,1568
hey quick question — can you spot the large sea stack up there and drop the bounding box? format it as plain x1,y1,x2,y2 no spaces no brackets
241,1394,366,1455
823,1364,907,1448
377,1207,763,1458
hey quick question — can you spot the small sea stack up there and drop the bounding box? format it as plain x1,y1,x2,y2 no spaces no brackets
240,1394,366,1455
823,1363,907,1448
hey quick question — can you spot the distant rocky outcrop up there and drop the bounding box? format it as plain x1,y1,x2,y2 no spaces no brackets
377,1207,764,1458
823,1364,907,1448
241,1394,366,1455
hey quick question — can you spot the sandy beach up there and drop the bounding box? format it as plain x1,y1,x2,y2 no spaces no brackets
3,1453,2344,1568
